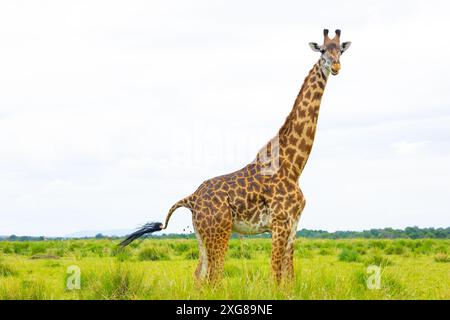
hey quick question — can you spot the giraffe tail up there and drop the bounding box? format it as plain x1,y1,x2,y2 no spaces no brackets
162,196,194,230
118,222,163,247
118,196,193,247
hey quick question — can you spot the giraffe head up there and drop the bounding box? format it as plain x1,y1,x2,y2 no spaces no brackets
309,29,351,77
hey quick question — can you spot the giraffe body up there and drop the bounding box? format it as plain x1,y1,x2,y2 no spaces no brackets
120,29,351,283
164,61,326,282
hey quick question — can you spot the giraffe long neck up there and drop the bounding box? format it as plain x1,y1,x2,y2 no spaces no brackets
269,61,328,181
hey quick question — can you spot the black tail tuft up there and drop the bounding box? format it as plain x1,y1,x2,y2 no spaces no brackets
118,222,163,247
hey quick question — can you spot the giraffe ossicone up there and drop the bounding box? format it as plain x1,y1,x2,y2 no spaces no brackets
120,29,352,283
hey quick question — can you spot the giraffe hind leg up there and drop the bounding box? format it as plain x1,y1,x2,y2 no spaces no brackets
194,227,208,281
204,226,232,283
193,206,233,284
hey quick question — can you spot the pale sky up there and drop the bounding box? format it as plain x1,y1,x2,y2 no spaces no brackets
0,0,449,236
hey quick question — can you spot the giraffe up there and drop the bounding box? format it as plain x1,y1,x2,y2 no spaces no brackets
119,29,351,283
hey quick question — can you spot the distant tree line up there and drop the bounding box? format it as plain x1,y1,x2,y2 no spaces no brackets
296,226,450,239
1,226,449,241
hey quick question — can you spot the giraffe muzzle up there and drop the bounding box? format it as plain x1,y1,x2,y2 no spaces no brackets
331,63,341,75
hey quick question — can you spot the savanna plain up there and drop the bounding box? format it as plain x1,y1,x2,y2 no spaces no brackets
0,238,449,300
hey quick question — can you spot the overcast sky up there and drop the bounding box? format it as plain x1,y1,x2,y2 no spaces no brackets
0,0,449,236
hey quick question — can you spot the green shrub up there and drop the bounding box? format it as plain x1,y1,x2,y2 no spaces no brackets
19,280,49,299
87,244,108,257
81,264,147,300
0,261,17,277
364,254,393,267
354,269,369,288
299,241,318,251
355,247,368,255
30,243,47,256
138,246,169,261
13,242,30,255
229,246,252,260
184,248,199,260
128,242,140,249
295,247,313,258
412,240,434,255
384,245,405,255
111,247,132,262
318,248,332,256
382,275,404,297
338,249,361,262
102,266,143,299
2,246,13,254
252,241,271,254
68,242,81,252
368,240,387,250
435,245,448,254
170,242,191,255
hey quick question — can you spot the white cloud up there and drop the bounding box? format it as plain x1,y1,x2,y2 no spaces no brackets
391,141,427,155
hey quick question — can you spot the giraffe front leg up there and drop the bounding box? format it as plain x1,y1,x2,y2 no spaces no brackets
281,243,294,280
271,222,289,283
281,216,301,280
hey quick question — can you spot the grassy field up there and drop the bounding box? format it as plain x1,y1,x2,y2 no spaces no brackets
0,238,449,300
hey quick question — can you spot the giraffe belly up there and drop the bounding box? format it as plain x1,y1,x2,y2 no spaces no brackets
232,211,271,235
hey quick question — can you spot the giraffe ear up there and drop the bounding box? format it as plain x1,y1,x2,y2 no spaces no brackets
340,42,352,53
309,42,322,52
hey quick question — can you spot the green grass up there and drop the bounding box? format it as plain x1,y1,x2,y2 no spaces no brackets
0,238,449,299
434,253,450,263
0,261,17,277
338,248,361,262
138,246,170,261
